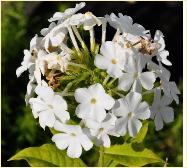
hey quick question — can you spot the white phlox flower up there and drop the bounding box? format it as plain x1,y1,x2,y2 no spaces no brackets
41,22,67,52
61,12,102,30
118,54,156,92
43,50,70,72
153,30,172,66
150,88,174,131
75,83,115,122
112,92,150,137
29,85,70,129
85,113,119,148
52,121,93,158
48,2,86,23
149,62,180,104
95,41,132,78
16,35,42,77
106,13,150,43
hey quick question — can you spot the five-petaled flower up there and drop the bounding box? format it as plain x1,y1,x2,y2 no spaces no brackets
52,121,93,158
75,83,115,122
29,86,70,129
112,92,150,137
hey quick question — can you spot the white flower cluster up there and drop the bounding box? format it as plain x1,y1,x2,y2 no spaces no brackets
16,2,180,158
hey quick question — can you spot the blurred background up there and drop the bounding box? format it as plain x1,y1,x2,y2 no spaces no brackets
1,1,183,167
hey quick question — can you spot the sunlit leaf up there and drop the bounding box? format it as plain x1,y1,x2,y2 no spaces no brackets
9,143,86,167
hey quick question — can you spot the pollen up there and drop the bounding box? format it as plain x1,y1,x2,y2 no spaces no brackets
128,112,133,118
133,73,139,79
70,133,76,137
90,98,97,104
111,59,117,64
48,104,54,109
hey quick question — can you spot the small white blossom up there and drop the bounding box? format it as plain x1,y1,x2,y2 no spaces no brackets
95,41,131,78
48,2,86,23
85,113,119,148
118,54,156,92
41,23,67,52
43,50,70,72
150,88,174,131
112,92,150,137
149,62,180,104
29,86,70,129
106,13,150,43
61,12,102,30
75,83,115,122
52,121,93,158
153,30,172,66
16,35,42,77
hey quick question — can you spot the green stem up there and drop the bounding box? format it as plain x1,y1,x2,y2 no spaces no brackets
72,26,89,52
103,75,110,86
142,90,154,96
98,146,104,167
111,89,125,98
107,78,117,87
89,28,95,53
68,62,90,71
67,26,81,55
62,72,90,94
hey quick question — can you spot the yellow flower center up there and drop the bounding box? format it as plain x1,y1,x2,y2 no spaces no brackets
48,104,53,109
133,73,139,79
90,98,97,104
70,133,76,137
128,112,133,118
111,59,117,64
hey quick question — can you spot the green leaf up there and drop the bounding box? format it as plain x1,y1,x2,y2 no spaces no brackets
9,143,86,167
132,121,149,143
104,143,164,167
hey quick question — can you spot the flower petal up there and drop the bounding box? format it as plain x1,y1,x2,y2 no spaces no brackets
101,134,111,148
128,118,142,137
161,106,174,123
52,95,67,110
35,86,54,103
79,134,93,151
134,102,150,120
125,92,142,111
74,88,91,104
94,54,110,70
52,133,70,150
118,73,134,91
39,110,55,129
54,109,70,123
154,112,163,131
112,98,129,117
107,65,123,78
139,72,156,90
98,93,115,110
115,117,128,136
67,139,82,158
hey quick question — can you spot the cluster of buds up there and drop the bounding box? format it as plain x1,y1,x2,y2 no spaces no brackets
16,2,180,158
